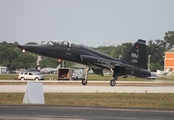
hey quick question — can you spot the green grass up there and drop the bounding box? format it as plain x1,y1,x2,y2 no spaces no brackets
0,74,114,80
0,74,18,80
0,74,174,81
0,93,174,108
0,74,153,81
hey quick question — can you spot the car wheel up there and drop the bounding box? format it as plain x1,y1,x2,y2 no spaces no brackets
76,77,78,80
35,77,39,81
20,77,25,81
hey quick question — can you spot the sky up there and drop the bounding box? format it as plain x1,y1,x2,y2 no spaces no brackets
0,0,174,47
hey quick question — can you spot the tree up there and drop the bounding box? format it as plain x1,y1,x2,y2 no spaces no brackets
164,31,174,50
26,42,38,45
151,63,163,71
147,39,166,70
121,42,133,58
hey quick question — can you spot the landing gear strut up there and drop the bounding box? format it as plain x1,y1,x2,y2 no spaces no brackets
110,66,120,87
36,55,42,72
81,67,90,86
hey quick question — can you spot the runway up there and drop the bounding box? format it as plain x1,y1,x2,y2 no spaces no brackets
0,84,174,93
0,105,174,120
1,82,174,120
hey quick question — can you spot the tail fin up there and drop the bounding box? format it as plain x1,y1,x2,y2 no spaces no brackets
122,39,147,69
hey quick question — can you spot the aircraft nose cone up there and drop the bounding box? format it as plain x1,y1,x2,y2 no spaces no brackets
17,45,24,49
17,45,28,52
17,45,21,48
17,45,30,49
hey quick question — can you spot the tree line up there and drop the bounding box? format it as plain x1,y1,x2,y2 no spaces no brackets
0,31,173,71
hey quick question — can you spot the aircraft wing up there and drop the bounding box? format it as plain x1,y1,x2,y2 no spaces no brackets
80,55,135,69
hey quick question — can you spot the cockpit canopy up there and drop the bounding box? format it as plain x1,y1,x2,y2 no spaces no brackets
42,39,84,48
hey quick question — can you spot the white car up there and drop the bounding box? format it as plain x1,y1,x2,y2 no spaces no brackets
18,72,44,81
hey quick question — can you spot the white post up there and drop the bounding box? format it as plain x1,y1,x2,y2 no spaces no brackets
62,60,64,68
122,45,126,58
122,46,124,57
119,55,122,59
148,55,151,71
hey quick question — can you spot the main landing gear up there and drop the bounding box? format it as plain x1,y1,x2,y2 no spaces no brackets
110,79,116,86
110,66,120,87
82,78,88,85
81,66,120,87
81,67,89,86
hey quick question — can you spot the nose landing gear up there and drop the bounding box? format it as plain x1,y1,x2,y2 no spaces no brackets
110,66,120,87
81,67,90,86
36,65,41,72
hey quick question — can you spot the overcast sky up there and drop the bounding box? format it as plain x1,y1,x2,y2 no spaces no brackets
0,0,174,47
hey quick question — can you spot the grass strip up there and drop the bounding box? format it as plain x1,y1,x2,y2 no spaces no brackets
1,74,174,81
0,93,174,108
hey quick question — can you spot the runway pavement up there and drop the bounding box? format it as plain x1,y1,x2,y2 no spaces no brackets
1,81,174,120
0,84,174,93
0,105,174,120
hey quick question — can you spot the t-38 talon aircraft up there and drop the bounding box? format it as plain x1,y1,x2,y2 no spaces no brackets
17,39,154,86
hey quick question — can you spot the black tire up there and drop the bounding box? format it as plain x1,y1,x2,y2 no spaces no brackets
20,77,25,81
82,79,87,85
35,77,39,81
110,79,116,87
36,65,41,72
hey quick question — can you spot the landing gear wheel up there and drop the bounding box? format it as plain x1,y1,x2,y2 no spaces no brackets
82,79,87,85
110,79,116,87
36,65,41,72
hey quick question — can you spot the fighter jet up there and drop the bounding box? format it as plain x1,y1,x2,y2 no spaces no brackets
17,39,153,86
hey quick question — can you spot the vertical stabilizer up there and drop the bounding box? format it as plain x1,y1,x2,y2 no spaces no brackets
122,39,147,69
